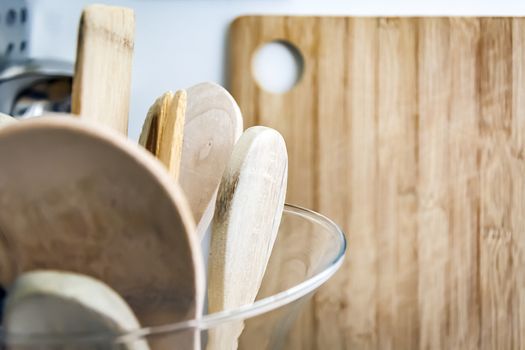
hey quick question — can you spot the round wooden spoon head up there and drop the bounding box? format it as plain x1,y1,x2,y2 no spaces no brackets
180,82,243,239
4,270,149,350
0,117,204,329
207,126,288,350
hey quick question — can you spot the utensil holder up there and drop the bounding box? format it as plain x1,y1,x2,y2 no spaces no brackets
2,204,346,349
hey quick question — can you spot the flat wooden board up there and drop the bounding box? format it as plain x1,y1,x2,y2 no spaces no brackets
230,16,525,349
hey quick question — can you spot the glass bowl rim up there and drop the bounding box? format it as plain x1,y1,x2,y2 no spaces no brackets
3,204,347,345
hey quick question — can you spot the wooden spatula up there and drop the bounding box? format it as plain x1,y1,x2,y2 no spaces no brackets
181,82,243,239
139,90,187,181
71,4,134,134
0,117,204,348
207,126,288,350
4,270,149,350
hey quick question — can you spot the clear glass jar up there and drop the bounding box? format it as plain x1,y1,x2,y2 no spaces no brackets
2,204,346,349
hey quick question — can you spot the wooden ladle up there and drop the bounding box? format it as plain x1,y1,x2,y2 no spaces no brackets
0,117,204,348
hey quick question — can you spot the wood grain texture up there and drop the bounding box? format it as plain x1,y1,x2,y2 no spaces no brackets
207,126,288,350
72,4,134,135
158,91,186,182
140,90,187,181
181,82,244,239
230,16,525,350
0,117,204,349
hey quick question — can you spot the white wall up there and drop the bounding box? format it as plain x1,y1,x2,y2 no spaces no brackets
28,0,525,140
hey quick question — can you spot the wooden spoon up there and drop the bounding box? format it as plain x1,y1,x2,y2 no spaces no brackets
139,90,187,181
207,126,288,350
4,270,149,350
72,4,134,134
0,117,204,348
180,82,243,239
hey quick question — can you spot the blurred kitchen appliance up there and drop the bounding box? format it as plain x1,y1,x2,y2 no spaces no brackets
0,0,72,118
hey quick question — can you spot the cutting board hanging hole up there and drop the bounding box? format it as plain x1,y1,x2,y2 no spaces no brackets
252,40,304,94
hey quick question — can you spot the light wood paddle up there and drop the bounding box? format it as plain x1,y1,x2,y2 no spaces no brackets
4,270,149,350
181,82,243,239
71,4,134,134
139,90,187,181
0,117,204,349
207,126,288,350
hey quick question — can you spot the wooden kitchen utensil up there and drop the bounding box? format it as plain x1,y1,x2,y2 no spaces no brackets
180,82,244,239
207,126,288,350
0,117,204,349
71,4,134,134
139,90,187,181
231,16,525,350
4,270,149,350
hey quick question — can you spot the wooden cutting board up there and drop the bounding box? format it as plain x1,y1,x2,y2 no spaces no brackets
230,17,525,350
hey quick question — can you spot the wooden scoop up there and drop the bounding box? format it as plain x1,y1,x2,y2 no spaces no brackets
72,4,134,134
139,90,187,181
4,270,149,350
180,82,243,239
207,126,288,350
0,117,204,348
